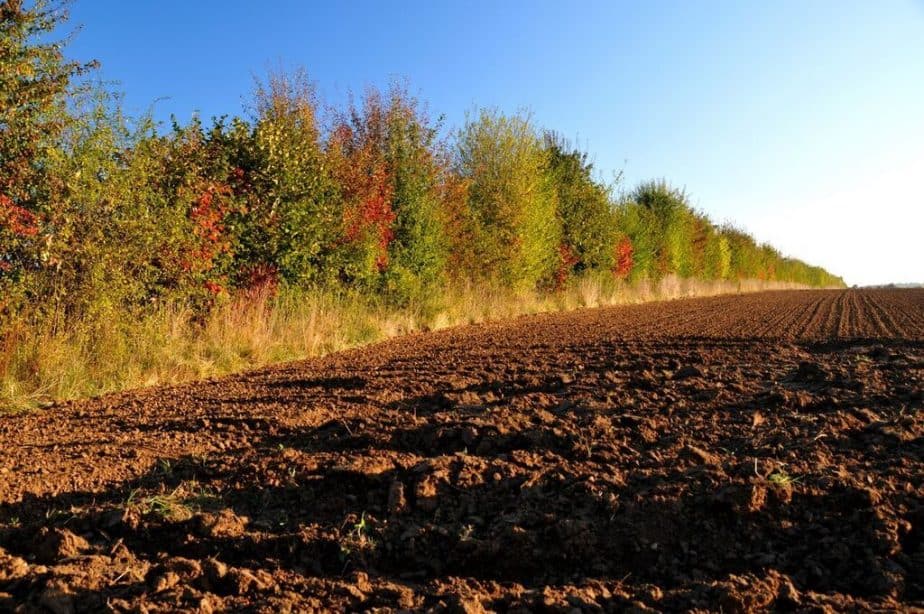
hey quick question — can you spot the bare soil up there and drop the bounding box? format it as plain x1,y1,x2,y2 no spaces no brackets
1,288,922,612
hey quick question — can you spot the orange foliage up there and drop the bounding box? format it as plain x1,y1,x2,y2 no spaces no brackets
182,181,237,294
613,237,634,279
327,118,396,272
555,243,580,289
0,194,39,238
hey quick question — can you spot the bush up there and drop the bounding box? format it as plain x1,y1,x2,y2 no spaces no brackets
0,0,96,321
704,231,731,280
631,180,696,278
543,132,618,282
326,84,449,302
455,109,560,290
613,200,659,281
38,94,166,320
239,71,340,288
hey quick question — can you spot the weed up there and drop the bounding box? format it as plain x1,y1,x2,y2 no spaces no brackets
767,469,800,487
125,481,221,521
157,458,173,477
44,508,75,523
351,511,374,546
754,459,801,487
143,491,191,521
340,511,377,561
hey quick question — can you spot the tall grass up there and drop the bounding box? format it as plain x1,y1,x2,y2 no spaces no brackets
1,276,823,412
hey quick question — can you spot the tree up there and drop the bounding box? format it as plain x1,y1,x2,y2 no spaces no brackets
380,84,448,302
0,0,96,317
631,180,694,277
544,132,618,281
456,109,560,290
237,70,340,288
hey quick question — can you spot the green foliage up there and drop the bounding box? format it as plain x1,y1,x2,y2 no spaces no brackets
722,225,761,280
612,200,658,281
325,84,448,301
704,231,731,280
543,132,618,279
381,85,448,303
615,181,844,288
456,109,560,290
38,94,167,320
631,180,695,278
239,70,339,288
0,0,96,318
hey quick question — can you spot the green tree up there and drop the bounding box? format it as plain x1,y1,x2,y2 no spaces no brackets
703,230,731,279
381,85,448,302
456,109,560,289
613,200,658,281
543,132,618,279
631,180,695,277
239,70,340,288
0,0,95,317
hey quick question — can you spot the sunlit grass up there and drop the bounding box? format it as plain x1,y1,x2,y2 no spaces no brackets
0,276,811,412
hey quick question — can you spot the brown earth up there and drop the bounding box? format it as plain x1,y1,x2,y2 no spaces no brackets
0,288,922,612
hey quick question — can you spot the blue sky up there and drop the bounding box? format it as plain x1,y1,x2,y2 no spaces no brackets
66,0,923,285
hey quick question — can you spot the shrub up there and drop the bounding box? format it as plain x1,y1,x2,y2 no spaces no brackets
326,84,449,301
238,70,340,288
381,85,450,303
613,236,634,280
0,0,96,321
455,109,560,290
164,119,239,300
325,96,397,289
631,181,696,277
543,132,618,281
722,224,760,280
704,231,731,280
613,200,659,281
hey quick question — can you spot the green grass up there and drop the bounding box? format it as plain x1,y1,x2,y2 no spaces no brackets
1,276,816,413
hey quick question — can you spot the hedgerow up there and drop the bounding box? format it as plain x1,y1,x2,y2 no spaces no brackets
0,1,845,346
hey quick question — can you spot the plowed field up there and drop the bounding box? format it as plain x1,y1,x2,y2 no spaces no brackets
1,289,922,612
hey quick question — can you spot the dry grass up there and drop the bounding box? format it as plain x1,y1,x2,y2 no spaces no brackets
0,276,821,412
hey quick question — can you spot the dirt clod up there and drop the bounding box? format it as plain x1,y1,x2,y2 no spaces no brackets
38,582,74,614
193,509,248,538
33,528,89,563
388,480,407,515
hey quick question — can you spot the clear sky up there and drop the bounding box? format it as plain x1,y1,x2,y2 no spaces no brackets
65,0,923,286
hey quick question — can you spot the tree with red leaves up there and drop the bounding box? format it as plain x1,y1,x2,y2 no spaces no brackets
326,93,398,286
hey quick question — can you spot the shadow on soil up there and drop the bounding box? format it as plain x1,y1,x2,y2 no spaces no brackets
1,418,920,606
2,334,921,608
